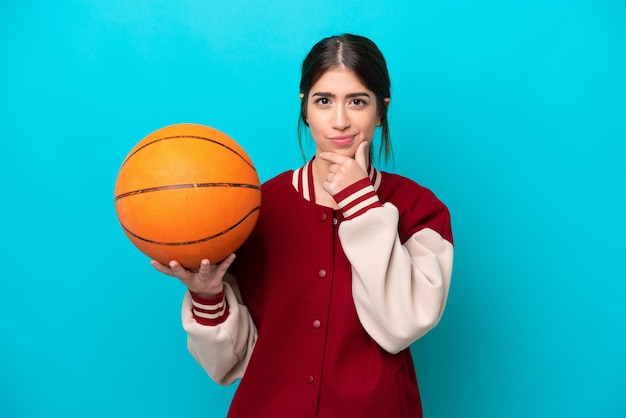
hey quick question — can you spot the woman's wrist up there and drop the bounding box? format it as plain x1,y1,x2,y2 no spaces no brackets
190,283,224,299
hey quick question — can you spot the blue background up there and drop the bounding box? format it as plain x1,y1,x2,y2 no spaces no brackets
1,1,625,417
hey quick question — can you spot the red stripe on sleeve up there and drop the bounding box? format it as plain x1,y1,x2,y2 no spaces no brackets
189,290,230,326
332,178,382,220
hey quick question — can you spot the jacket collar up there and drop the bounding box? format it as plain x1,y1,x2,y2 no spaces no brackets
291,158,382,202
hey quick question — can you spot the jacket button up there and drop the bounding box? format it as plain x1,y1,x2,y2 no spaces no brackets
313,320,321,328
318,269,327,278
306,375,314,384
319,213,327,221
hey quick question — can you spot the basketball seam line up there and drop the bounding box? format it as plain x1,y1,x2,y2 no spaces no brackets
120,135,256,170
119,206,260,246
114,182,260,201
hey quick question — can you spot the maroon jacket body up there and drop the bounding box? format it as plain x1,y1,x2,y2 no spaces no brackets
182,163,454,418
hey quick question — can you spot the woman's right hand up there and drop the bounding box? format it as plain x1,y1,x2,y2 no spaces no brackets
150,253,236,298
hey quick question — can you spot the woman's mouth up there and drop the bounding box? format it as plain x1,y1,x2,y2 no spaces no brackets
329,135,354,146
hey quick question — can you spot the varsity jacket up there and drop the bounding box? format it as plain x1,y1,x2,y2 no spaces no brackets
181,160,454,417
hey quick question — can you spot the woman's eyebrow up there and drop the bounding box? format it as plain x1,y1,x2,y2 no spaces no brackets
311,92,372,98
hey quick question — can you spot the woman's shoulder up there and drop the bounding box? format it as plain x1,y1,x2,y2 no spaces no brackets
258,169,300,203
378,171,452,242
378,171,441,203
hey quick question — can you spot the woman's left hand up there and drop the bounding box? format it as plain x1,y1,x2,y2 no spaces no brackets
318,141,369,196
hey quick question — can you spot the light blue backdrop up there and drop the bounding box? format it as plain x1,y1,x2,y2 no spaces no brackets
1,1,624,417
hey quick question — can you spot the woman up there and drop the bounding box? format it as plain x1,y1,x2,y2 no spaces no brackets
152,34,453,418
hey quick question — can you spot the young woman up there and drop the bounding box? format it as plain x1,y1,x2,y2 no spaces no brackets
152,34,454,418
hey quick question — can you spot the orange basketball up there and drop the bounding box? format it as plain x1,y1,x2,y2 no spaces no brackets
114,123,261,268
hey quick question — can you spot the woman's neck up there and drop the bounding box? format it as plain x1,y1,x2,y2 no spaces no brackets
311,156,339,209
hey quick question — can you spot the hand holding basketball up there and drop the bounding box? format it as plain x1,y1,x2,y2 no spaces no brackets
151,254,236,298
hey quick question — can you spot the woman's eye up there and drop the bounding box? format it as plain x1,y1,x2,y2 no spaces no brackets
316,97,330,105
351,98,366,106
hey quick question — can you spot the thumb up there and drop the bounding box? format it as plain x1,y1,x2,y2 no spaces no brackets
355,141,369,171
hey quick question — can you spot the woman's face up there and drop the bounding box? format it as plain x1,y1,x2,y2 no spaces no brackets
305,69,380,159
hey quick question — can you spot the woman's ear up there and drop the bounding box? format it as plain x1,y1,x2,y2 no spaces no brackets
300,93,309,124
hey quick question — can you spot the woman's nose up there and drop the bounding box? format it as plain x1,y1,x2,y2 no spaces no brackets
332,106,350,130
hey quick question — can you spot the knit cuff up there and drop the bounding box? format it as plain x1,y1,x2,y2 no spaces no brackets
189,289,229,326
333,178,383,220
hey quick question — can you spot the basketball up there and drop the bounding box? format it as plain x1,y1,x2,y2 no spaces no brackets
114,123,261,268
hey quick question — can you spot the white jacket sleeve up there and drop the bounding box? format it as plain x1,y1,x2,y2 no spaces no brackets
182,275,257,385
339,203,454,354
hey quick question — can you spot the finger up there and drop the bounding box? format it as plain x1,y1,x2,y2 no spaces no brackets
151,259,175,277
197,259,213,278
214,253,236,276
318,151,349,164
169,260,193,281
355,141,368,172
